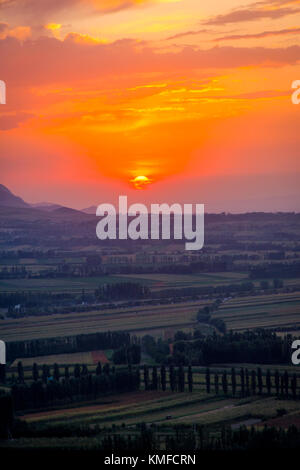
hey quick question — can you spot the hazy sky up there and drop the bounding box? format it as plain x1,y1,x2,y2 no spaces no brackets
0,0,299,211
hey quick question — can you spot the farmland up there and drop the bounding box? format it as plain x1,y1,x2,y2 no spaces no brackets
213,292,300,331
0,299,210,342
1,291,300,346
2,270,299,295
0,275,149,293
10,350,111,368
1,212,300,453
19,386,300,430
119,271,248,290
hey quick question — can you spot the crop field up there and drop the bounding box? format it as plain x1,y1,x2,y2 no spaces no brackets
0,275,151,293
261,411,300,429
10,350,111,368
2,290,300,344
119,271,248,290
0,299,209,342
20,389,300,431
213,292,300,331
0,270,267,294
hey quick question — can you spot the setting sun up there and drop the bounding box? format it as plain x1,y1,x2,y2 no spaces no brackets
131,175,151,189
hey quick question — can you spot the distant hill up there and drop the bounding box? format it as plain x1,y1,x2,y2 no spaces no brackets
82,205,97,214
0,184,30,208
52,206,91,216
0,184,93,219
30,202,63,211
47,206,94,222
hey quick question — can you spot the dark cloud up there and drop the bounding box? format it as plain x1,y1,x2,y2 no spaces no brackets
0,0,154,24
204,1,300,25
213,27,300,42
1,35,300,89
166,29,210,41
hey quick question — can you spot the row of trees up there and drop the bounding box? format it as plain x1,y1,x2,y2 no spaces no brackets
6,419,300,451
204,367,299,399
113,344,141,364
11,366,140,411
142,365,300,398
95,282,150,301
0,291,74,309
143,365,193,393
142,330,293,366
5,361,299,400
3,360,138,385
172,330,292,365
6,331,132,361
152,281,257,300
250,263,300,280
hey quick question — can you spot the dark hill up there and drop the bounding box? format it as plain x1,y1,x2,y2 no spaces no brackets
0,184,29,208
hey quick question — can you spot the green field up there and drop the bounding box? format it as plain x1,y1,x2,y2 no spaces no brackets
2,290,300,343
213,292,300,331
119,271,248,290
0,275,152,293
0,299,210,342
10,350,112,369
19,388,300,431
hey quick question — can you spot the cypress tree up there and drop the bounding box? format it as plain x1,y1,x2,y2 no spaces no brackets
280,375,284,396
257,368,263,395
144,365,149,390
135,367,141,390
275,370,280,395
222,371,228,395
152,366,158,390
178,365,185,392
245,368,250,395
53,363,60,382
214,373,219,395
170,365,176,392
205,367,211,394
32,363,39,381
188,365,193,393
42,364,49,384
96,362,102,375
240,368,245,397
266,369,271,395
74,364,81,379
17,361,24,384
161,365,167,391
251,370,256,395
231,367,236,396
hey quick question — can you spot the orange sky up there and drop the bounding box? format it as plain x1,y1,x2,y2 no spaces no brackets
0,0,299,211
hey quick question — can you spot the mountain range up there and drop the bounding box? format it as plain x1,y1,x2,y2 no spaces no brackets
0,183,95,217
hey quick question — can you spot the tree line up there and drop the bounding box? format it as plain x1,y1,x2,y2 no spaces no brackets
10,364,140,411
142,329,293,366
3,360,299,400
95,282,150,301
6,331,131,361
172,330,292,365
4,413,300,452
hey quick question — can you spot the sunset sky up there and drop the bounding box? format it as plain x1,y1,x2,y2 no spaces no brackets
0,0,299,211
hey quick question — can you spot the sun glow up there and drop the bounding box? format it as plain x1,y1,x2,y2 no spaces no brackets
131,175,151,189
